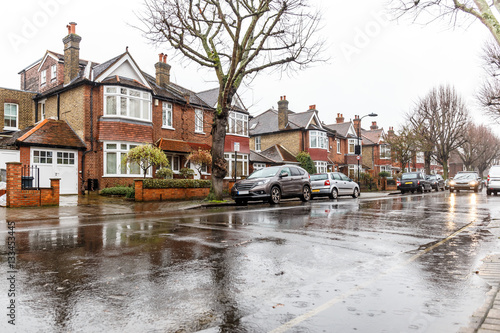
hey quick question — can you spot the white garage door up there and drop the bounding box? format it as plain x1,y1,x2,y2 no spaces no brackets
0,150,20,169
31,148,79,194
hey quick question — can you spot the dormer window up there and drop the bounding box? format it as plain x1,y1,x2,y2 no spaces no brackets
51,65,57,82
41,70,47,85
104,86,151,122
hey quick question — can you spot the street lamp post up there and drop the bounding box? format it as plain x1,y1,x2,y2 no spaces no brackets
356,113,378,185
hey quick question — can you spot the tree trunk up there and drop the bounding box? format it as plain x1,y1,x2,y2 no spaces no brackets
442,157,449,179
210,114,228,200
424,151,431,175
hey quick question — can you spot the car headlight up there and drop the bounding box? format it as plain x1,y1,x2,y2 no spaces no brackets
469,181,477,186
255,179,270,186
449,181,455,185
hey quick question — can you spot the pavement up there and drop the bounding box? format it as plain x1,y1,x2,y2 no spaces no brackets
2,190,500,332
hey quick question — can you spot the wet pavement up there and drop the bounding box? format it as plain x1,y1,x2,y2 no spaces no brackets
1,191,500,332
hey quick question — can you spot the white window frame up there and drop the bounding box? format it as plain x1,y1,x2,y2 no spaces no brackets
41,70,47,85
195,109,204,133
309,130,327,149
416,152,424,164
380,144,391,159
227,111,248,137
56,152,75,165
224,153,249,178
39,100,46,121
255,136,261,151
166,154,181,173
51,65,57,82
103,86,152,122
103,141,150,177
3,103,18,130
315,161,327,173
380,165,392,173
253,162,266,171
348,139,356,154
162,102,173,129
337,139,341,154
33,150,53,164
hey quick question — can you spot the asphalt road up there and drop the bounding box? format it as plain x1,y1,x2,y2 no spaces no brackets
1,190,500,332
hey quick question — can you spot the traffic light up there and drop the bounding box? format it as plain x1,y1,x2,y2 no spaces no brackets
355,145,361,155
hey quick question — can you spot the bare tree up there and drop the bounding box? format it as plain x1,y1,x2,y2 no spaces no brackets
384,124,419,173
459,122,500,177
408,85,469,178
139,0,324,199
478,41,500,122
390,0,500,45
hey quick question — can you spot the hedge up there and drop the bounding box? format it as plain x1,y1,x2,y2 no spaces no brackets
100,186,135,198
143,179,211,189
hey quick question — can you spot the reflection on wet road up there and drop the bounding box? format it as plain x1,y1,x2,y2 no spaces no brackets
1,192,500,332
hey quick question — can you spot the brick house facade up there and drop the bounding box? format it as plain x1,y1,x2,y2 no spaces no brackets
324,114,360,177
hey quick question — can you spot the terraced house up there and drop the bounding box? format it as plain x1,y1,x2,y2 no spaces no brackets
0,22,250,193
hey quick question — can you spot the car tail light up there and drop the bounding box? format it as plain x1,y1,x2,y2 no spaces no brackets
325,180,330,186
417,181,420,185
488,175,490,182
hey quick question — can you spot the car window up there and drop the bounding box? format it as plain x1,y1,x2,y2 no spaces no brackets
280,167,291,176
247,166,280,179
402,173,418,179
290,167,301,176
311,174,327,181
454,174,475,180
340,174,350,181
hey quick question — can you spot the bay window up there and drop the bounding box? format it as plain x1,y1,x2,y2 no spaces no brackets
224,153,248,178
309,131,327,149
104,86,151,122
227,112,248,136
315,161,327,173
104,142,146,177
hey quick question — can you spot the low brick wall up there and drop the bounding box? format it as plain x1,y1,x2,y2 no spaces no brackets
6,162,60,208
135,179,210,202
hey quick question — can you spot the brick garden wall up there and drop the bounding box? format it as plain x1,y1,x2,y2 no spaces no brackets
134,179,209,202
6,162,60,208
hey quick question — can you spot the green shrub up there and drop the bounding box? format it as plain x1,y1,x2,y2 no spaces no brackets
156,167,173,179
100,186,134,197
143,179,211,189
378,171,391,178
296,151,316,174
180,168,195,179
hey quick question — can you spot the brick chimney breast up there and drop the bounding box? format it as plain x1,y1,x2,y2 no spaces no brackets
62,22,81,85
336,113,344,124
278,96,289,130
155,53,171,88
370,121,378,130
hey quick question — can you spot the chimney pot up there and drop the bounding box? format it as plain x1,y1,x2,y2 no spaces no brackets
284,95,286,100
159,53,164,62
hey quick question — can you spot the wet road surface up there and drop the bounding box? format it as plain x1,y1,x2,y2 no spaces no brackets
1,191,500,332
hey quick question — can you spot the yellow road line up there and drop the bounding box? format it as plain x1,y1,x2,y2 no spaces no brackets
270,221,475,333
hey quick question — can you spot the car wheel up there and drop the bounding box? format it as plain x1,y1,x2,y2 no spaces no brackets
269,186,281,204
329,188,338,200
401,190,405,194
435,186,439,192
235,199,247,206
418,186,423,194
487,189,492,195
300,185,311,202
352,188,359,198
411,189,415,193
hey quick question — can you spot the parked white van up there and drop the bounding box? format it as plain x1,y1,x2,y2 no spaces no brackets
487,165,500,195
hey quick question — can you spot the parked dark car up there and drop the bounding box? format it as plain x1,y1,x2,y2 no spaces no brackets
231,165,311,205
426,174,445,191
310,172,360,199
398,172,432,194
449,171,483,193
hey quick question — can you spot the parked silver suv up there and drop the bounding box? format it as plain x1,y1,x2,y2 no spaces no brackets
487,165,500,195
310,172,360,199
231,165,311,205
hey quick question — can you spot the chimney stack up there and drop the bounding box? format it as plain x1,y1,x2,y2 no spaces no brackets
62,22,81,85
387,126,395,137
155,53,171,88
353,115,361,135
370,121,378,130
336,113,344,124
309,105,316,110
278,96,289,130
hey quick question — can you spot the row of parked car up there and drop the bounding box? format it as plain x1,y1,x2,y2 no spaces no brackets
397,166,500,195
230,164,500,205
230,165,360,205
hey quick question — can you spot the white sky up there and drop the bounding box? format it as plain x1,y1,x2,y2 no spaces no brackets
0,0,498,133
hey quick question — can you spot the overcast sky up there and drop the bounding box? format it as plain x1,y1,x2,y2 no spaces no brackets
0,0,497,133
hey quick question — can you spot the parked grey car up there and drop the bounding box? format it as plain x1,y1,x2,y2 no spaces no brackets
426,174,445,191
231,165,311,205
310,172,360,199
449,171,483,193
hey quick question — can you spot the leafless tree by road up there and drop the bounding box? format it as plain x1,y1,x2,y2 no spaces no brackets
408,85,469,178
459,122,500,177
138,0,325,199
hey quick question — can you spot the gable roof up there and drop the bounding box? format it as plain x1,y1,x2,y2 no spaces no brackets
197,87,248,114
324,122,357,138
361,128,385,145
93,52,151,89
249,150,276,164
257,144,298,164
13,119,86,149
249,108,323,135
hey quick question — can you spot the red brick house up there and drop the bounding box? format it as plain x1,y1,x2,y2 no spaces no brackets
360,121,393,175
324,113,360,177
249,96,331,173
1,22,250,193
